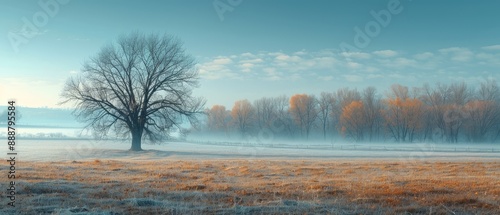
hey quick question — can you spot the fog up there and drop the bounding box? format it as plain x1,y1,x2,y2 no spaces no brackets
4,137,499,162
3,110,500,162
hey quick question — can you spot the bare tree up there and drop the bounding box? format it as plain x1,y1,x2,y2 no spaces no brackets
477,80,500,141
61,33,205,151
460,80,500,142
420,83,469,142
478,79,500,101
388,84,409,100
336,88,361,108
274,95,296,137
254,97,278,131
362,87,382,142
449,82,471,105
420,83,447,142
318,92,335,140
440,83,470,142
464,100,499,142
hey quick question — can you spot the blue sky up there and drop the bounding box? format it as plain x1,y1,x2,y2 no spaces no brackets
1,0,500,108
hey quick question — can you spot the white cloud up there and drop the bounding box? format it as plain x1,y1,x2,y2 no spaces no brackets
196,47,500,84
481,45,500,51
318,76,334,81
373,50,398,58
275,54,301,62
367,74,383,79
268,52,285,57
346,62,362,69
317,49,335,57
263,67,282,81
378,57,418,69
290,74,301,81
312,57,337,69
452,55,472,62
476,53,500,66
241,52,255,57
241,63,254,68
452,52,473,62
199,50,339,81
393,57,417,68
263,67,276,73
340,52,371,59
275,54,290,61
198,67,234,80
414,52,434,60
197,57,237,80
438,47,463,53
294,50,308,55
240,58,263,64
439,47,473,62
240,63,254,72
388,73,404,79
343,74,363,82
377,57,417,69
212,57,232,65
364,66,379,73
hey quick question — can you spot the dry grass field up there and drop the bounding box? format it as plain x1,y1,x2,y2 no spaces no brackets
1,159,499,214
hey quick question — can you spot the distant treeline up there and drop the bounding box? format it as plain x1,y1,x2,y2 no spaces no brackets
195,80,500,143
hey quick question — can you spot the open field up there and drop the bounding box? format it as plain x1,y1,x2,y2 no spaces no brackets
6,139,500,161
1,158,499,214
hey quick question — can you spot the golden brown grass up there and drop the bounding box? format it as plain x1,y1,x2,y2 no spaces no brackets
1,159,499,214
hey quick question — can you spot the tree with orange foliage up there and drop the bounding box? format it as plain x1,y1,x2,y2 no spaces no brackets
384,97,424,142
404,98,425,142
289,94,318,139
206,105,231,135
340,101,365,142
231,99,255,136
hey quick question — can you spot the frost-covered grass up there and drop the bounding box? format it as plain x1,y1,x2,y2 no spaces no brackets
1,159,499,214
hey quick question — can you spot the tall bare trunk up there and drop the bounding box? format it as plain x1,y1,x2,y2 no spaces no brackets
130,129,143,151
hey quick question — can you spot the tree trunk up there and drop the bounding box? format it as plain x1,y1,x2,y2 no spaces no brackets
323,123,327,141
130,129,143,151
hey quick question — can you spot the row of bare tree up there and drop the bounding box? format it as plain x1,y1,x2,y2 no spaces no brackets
201,80,500,143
